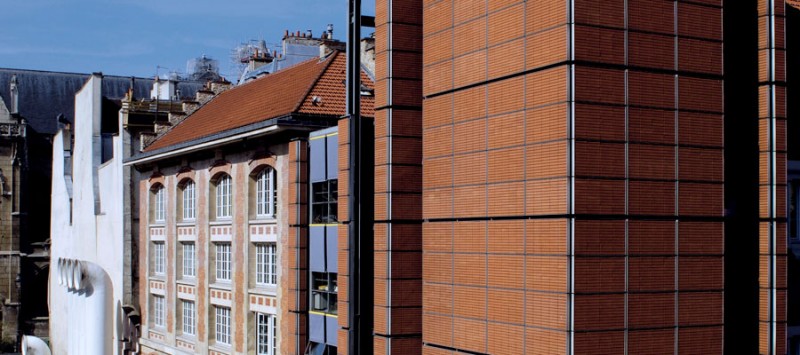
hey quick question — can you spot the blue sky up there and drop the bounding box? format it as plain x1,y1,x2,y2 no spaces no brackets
1,0,373,80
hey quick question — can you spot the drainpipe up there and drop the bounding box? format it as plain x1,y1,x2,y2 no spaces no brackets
347,0,362,353
57,258,112,355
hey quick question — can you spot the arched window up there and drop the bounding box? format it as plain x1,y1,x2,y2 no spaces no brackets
152,185,166,222
215,174,232,219
181,180,196,221
255,167,276,218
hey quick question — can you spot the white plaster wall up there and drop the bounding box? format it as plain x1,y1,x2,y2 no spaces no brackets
49,75,126,355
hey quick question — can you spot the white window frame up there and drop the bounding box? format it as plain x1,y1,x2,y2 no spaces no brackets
154,186,166,222
153,242,165,275
256,312,277,355
215,306,231,345
256,243,277,286
182,300,196,336
256,168,276,218
216,175,232,219
182,242,196,278
182,181,196,220
153,295,165,327
215,243,231,282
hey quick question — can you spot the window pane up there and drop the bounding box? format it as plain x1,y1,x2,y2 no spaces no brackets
215,306,231,344
256,168,276,218
154,242,165,275
311,180,338,223
216,243,231,281
183,182,196,220
183,243,195,278
154,187,165,222
256,243,277,286
217,175,232,218
182,300,195,335
153,295,165,327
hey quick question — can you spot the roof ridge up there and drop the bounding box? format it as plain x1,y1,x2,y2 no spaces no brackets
291,51,339,114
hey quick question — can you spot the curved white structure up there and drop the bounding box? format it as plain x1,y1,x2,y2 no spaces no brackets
21,335,52,355
56,258,112,355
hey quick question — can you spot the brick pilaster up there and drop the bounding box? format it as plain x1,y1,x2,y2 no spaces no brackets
285,139,310,355
373,0,424,354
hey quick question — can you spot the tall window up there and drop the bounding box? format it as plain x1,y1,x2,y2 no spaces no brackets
256,313,277,355
182,242,196,278
311,272,338,315
215,306,231,345
182,300,196,336
256,243,277,286
153,242,165,275
154,186,166,222
153,295,165,327
216,175,232,219
182,181,196,220
215,243,231,282
256,168,276,218
311,180,338,223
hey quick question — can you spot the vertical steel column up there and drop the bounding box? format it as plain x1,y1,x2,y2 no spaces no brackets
347,0,362,353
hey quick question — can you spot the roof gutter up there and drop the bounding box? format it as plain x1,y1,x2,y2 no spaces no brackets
123,114,335,166
123,124,283,166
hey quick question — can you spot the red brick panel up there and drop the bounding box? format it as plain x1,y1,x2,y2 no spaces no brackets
628,0,675,34
574,67,625,105
628,329,674,355
628,32,675,70
573,331,625,355
573,219,625,256
677,3,722,40
573,0,625,28
629,220,675,255
574,104,626,142
573,294,625,331
526,26,569,70
526,0,568,34
628,293,675,328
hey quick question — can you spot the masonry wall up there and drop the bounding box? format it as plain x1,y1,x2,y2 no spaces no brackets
422,1,724,353
137,143,289,355
286,139,309,355
368,0,425,354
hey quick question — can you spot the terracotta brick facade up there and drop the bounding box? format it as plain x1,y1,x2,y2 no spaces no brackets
369,0,425,354
420,0,735,353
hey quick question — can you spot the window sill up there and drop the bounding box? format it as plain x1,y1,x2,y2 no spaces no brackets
210,282,232,291
177,278,196,286
248,218,278,225
176,334,196,343
176,221,196,227
210,219,233,225
209,344,232,354
249,286,277,296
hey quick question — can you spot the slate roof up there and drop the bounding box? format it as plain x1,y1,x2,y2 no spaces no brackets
0,69,204,134
144,51,374,153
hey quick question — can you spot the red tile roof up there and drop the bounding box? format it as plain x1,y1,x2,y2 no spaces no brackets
144,51,374,152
